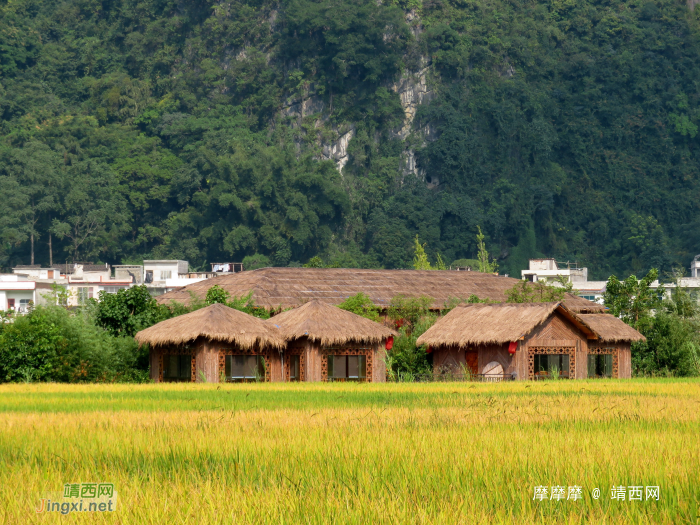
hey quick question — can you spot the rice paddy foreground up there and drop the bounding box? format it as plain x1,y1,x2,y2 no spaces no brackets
1,380,698,524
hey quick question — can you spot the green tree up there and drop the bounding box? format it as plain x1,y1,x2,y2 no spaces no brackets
476,226,498,274
412,236,433,270
93,286,168,337
603,269,661,328
337,292,380,322
505,280,566,303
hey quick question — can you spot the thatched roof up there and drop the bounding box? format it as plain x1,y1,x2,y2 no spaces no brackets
574,314,646,343
416,302,644,347
416,302,563,346
267,299,397,346
155,267,604,313
134,303,285,349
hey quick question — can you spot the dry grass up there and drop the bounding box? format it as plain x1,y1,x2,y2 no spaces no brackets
135,303,285,349
575,313,647,343
155,267,604,314
1,380,698,524
268,299,396,345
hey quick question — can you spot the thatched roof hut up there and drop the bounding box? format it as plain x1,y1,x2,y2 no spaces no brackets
416,302,574,347
574,314,646,343
268,299,397,346
155,267,604,313
135,303,285,349
416,302,644,348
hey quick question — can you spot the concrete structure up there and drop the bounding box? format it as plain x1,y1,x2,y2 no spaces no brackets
521,259,607,303
0,274,55,313
143,260,191,296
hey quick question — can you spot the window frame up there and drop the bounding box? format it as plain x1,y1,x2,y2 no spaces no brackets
533,353,571,379
162,354,193,382
587,353,614,378
224,354,266,383
327,354,367,382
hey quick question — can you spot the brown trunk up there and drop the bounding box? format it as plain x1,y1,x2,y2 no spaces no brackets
48,233,52,267
30,231,34,265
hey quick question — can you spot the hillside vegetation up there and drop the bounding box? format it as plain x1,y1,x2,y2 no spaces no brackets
2,0,700,277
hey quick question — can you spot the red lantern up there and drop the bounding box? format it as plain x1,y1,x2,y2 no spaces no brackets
426,345,432,354
385,336,394,350
508,341,518,354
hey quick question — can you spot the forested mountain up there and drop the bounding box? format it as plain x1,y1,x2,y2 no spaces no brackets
2,0,700,278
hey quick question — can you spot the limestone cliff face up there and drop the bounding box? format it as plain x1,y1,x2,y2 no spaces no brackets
279,10,437,177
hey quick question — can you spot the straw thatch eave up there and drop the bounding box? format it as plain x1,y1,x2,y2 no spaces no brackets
134,303,285,349
416,302,562,347
267,299,397,346
572,313,646,343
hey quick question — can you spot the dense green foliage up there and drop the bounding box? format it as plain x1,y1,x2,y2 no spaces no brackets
0,306,146,382
2,0,700,275
604,269,700,376
337,292,380,322
94,285,170,337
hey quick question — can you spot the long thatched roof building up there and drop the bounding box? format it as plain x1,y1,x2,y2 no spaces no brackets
268,299,397,346
135,303,285,349
155,267,604,313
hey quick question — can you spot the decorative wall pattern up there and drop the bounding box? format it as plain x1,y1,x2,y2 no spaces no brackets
320,347,373,382
528,346,576,380
284,348,306,382
587,346,620,378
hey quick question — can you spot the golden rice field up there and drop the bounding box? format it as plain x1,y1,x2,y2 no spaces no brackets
1,380,699,524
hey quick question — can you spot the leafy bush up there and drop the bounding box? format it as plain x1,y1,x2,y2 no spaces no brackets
0,306,147,383
337,293,380,322
93,285,170,337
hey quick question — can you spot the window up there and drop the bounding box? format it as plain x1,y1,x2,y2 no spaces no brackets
103,286,128,294
588,354,613,378
533,354,570,379
289,355,300,381
225,355,265,382
145,270,153,284
163,354,192,382
17,299,31,313
328,355,366,381
77,287,89,305
580,295,597,301
160,270,172,280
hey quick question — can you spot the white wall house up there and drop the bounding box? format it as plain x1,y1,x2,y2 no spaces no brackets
0,275,37,313
521,259,607,303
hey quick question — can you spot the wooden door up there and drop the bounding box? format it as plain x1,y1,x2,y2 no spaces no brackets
465,351,478,376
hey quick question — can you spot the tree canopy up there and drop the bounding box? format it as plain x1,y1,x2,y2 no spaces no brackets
2,0,700,277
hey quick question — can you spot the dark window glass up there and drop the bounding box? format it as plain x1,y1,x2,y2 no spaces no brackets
533,354,570,378
328,355,366,381
588,354,613,378
289,355,300,381
225,355,264,382
163,354,191,381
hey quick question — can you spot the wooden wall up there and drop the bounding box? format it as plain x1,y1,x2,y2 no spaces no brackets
430,311,638,381
304,340,324,382
267,351,283,382
618,344,632,379
432,345,467,373
524,311,592,379
373,343,387,382
195,340,220,383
